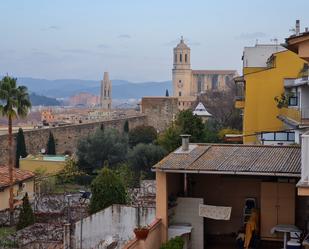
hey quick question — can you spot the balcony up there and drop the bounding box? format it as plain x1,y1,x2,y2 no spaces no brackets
278,107,309,126
234,77,245,109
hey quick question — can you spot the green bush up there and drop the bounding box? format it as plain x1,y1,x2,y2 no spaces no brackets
160,236,184,249
128,125,157,147
16,193,35,230
89,167,127,214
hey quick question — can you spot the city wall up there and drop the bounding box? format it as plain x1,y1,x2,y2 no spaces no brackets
0,115,147,164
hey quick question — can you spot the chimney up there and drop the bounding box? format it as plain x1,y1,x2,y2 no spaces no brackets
306,27,309,33
296,20,300,35
180,134,191,151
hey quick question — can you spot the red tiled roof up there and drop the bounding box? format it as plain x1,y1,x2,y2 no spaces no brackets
0,166,35,188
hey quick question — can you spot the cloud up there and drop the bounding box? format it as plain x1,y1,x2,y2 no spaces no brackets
235,32,267,40
117,34,131,39
41,25,61,31
97,44,110,49
60,48,92,54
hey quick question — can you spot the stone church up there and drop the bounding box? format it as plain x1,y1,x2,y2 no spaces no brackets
172,37,237,110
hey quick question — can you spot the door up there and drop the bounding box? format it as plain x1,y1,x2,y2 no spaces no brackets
260,182,296,240
261,182,278,239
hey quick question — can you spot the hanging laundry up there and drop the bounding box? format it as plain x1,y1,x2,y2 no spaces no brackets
199,204,232,220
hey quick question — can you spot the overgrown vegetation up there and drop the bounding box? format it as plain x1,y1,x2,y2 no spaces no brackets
0,227,17,248
160,236,184,249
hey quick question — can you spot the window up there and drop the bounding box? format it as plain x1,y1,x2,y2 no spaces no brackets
185,54,187,63
197,75,203,93
261,132,295,141
211,75,219,89
179,91,182,96
180,54,182,62
174,54,177,63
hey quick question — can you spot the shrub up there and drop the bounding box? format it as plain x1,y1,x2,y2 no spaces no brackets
89,167,127,214
16,193,35,230
160,236,184,249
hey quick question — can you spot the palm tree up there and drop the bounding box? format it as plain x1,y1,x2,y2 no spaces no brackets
0,76,31,225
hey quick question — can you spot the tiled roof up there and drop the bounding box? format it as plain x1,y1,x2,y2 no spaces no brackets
153,144,301,176
192,70,237,75
0,166,35,188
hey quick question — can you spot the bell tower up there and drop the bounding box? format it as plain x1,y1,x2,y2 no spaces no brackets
172,37,192,99
100,72,112,110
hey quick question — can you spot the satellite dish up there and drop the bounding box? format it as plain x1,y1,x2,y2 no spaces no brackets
41,148,46,154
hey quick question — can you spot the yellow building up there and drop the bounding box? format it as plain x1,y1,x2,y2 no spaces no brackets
0,166,35,211
20,155,67,174
235,45,306,144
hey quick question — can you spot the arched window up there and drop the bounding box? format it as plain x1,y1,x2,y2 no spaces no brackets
185,54,187,63
174,54,177,63
179,91,182,97
180,54,182,62
197,75,203,93
212,75,219,90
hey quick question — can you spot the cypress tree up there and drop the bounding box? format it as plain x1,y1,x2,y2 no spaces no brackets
165,89,169,97
123,120,129,133
15,128,27,168
16,193,35,230
46,131,56,155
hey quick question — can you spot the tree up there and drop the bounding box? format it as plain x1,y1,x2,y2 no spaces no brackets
57,158,83,184
16,128,27,168
128,125,157,147
197,81,243,130
157,125,182,153
128,143,167,179
175,110,205,142
77,128,128,173
165,89,169,97
0,76,31,225
46,131,56,155
89,167,127,214
114,163,136,188
16,193,35,230
124,120,129,133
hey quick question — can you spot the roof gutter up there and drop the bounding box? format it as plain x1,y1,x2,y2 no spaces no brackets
152,168,300,178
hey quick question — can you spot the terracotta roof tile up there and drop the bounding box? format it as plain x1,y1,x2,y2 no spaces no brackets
0,166,35,188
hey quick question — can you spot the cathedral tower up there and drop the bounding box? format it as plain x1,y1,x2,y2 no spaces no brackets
100,72,112,110
172,37,192,99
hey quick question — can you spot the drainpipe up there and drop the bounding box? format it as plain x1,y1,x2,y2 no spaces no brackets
184,173,188,197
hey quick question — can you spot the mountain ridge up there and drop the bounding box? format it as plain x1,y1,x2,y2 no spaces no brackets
9,77,172,99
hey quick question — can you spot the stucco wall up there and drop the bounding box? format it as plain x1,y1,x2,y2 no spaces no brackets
20,158,65,174
73,205,155,249
141,97,178,132
0,179,34,211
0,115,147,164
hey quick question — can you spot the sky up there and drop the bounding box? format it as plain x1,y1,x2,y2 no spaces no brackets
1,0,309,82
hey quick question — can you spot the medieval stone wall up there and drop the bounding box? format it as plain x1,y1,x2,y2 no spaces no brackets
0,115,147,164
141,97,178,132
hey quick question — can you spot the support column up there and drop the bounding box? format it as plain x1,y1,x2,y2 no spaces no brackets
156,171,168,243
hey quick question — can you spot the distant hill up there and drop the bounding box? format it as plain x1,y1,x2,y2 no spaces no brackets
13,77,172,99
29,93,61,106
